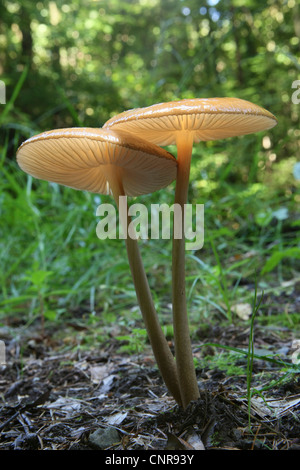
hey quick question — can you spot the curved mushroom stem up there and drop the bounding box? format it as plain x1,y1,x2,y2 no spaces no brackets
172,133,200,408
104,166,183,407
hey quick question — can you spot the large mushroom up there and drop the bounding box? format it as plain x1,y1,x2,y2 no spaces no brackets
17,127,183,406
104,97,278,408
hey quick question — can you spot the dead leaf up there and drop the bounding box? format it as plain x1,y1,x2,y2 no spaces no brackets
89,365,110,384
231,303,252,320
250,394,300,419
46,397,81,416
165,433,191,450
97,374,117,396
105,411,128,426
165,431,205,450
184,430,206,450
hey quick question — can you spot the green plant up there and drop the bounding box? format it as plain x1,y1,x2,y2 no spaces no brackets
21,267,57,326
116,328,147,354
199,351,246,377
261,247,300,275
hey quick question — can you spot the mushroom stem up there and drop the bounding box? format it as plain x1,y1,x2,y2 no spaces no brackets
104,166,183,407
172,133,200,408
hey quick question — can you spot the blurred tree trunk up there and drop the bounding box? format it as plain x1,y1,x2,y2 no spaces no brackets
293,3,300,39
19,6,33,66
51,43,62,76
231,7,243,86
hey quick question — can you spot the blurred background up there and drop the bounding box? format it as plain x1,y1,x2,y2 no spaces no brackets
0,0,299,337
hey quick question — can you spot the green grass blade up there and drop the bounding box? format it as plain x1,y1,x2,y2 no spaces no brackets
0,65,29,124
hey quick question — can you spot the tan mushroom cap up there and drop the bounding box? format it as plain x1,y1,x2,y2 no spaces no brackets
16,127,177,197
104,98,277,146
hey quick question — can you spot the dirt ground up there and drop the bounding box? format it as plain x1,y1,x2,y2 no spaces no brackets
0,305,299,451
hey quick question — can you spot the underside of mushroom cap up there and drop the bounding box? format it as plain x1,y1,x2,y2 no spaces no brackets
17,127,177,197
104,98,277,146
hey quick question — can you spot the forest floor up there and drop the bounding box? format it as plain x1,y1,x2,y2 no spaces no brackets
0,293,299,452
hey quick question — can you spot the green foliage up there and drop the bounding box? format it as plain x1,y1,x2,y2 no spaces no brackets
0,0,299,333
262,247,300,274
116,328,148,354
198,350,246,377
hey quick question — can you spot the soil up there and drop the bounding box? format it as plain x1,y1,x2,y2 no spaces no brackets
0,306,299,452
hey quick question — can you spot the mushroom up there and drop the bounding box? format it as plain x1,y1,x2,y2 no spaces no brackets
104,97,278,408
17,127,183,406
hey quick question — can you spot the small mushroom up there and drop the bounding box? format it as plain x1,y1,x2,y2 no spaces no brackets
17,127,183,406
104,97,277,408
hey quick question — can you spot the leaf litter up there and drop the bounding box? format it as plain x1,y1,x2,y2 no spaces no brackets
0,304,299,451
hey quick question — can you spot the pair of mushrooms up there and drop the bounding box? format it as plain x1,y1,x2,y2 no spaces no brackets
17,98,277,408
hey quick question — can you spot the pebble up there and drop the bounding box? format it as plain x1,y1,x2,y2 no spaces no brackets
88,427,120,450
